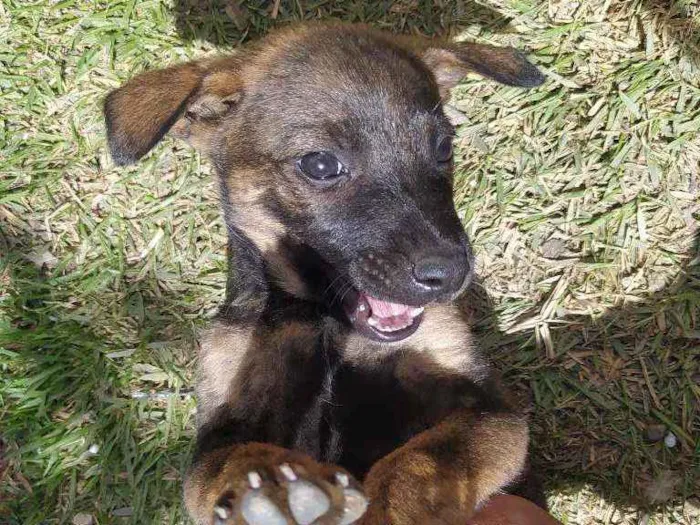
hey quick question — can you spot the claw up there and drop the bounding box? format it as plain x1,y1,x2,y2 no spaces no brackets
214,505,229,520
335,472,350,488
247,471,263,489
213,492,235,525
279,463,298,482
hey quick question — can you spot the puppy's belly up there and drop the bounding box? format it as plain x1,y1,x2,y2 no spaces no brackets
291,361,480,480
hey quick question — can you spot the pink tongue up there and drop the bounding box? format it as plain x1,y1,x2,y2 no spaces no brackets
364,295,411,319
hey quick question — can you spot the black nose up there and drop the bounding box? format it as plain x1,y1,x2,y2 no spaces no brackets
412,254,467,293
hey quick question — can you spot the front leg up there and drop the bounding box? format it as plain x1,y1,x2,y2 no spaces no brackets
361,410,528,524
186,320,368,525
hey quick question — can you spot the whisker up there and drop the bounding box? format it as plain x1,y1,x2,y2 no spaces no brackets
322,271,349,300
335,281,356,308
330,279,353,308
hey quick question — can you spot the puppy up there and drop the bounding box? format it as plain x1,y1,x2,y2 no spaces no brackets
104,23,545,525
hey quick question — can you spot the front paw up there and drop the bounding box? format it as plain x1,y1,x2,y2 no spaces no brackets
361,413,528,524
361,448,470,524
188,443,367,525
214,465,366,525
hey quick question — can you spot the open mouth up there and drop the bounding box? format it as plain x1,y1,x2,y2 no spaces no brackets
342,289,425,342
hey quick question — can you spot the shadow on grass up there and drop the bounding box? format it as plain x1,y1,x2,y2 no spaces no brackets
173,0,700,73
173,0,513,45
464,230,699,515
0,230,197,524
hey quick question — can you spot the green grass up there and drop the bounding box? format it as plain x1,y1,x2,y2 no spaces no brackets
1,0,699,523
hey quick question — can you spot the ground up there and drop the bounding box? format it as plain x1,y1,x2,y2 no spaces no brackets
0,0,698,524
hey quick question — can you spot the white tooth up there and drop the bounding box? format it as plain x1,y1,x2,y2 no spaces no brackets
410,307,424,316
358,303,367,312
367,317,379,327
398,319,413,330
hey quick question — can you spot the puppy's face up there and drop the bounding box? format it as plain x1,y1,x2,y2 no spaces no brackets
105,24,543,342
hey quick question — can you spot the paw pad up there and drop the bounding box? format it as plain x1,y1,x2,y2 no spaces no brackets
241,485,287,525
216,463,367,525
281,464,331,525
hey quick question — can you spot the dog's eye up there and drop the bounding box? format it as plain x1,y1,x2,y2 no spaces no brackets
436,137,454,163
297,152,346,181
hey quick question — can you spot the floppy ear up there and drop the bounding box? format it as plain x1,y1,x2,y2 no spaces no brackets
420,42,545,97
104,58,242,166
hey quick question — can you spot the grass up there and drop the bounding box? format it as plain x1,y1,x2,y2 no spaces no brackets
0,0,698,523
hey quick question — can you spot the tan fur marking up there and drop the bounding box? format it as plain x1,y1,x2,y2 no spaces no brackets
224,173,309,298
470,414,529,503
421,47,470,98
197,322,254,422
235,217,284,261
387,452,438,524
231,190,286,253
200,68,245,98
265,252,309,298
198,320,319,427
411,303,481,373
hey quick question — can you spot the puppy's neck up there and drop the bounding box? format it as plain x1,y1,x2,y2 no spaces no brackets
220,226,341,325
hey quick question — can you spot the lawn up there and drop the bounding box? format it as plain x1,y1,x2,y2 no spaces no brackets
0,0,698,524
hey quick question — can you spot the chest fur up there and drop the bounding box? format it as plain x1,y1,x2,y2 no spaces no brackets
195,303,492,478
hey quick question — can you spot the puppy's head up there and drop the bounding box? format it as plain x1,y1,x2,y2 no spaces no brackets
105,23,544,342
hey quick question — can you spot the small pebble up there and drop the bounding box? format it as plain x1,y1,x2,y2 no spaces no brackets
72,513,94,525
541,238,566,259
664,432,677,448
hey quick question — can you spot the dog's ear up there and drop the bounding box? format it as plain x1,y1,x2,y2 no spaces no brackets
419,42,545,97
104,58,242,166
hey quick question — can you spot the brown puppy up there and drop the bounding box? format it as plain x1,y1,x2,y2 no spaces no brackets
104,23,545,525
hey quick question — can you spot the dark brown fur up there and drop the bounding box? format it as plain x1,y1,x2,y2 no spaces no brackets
104,23,545,524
